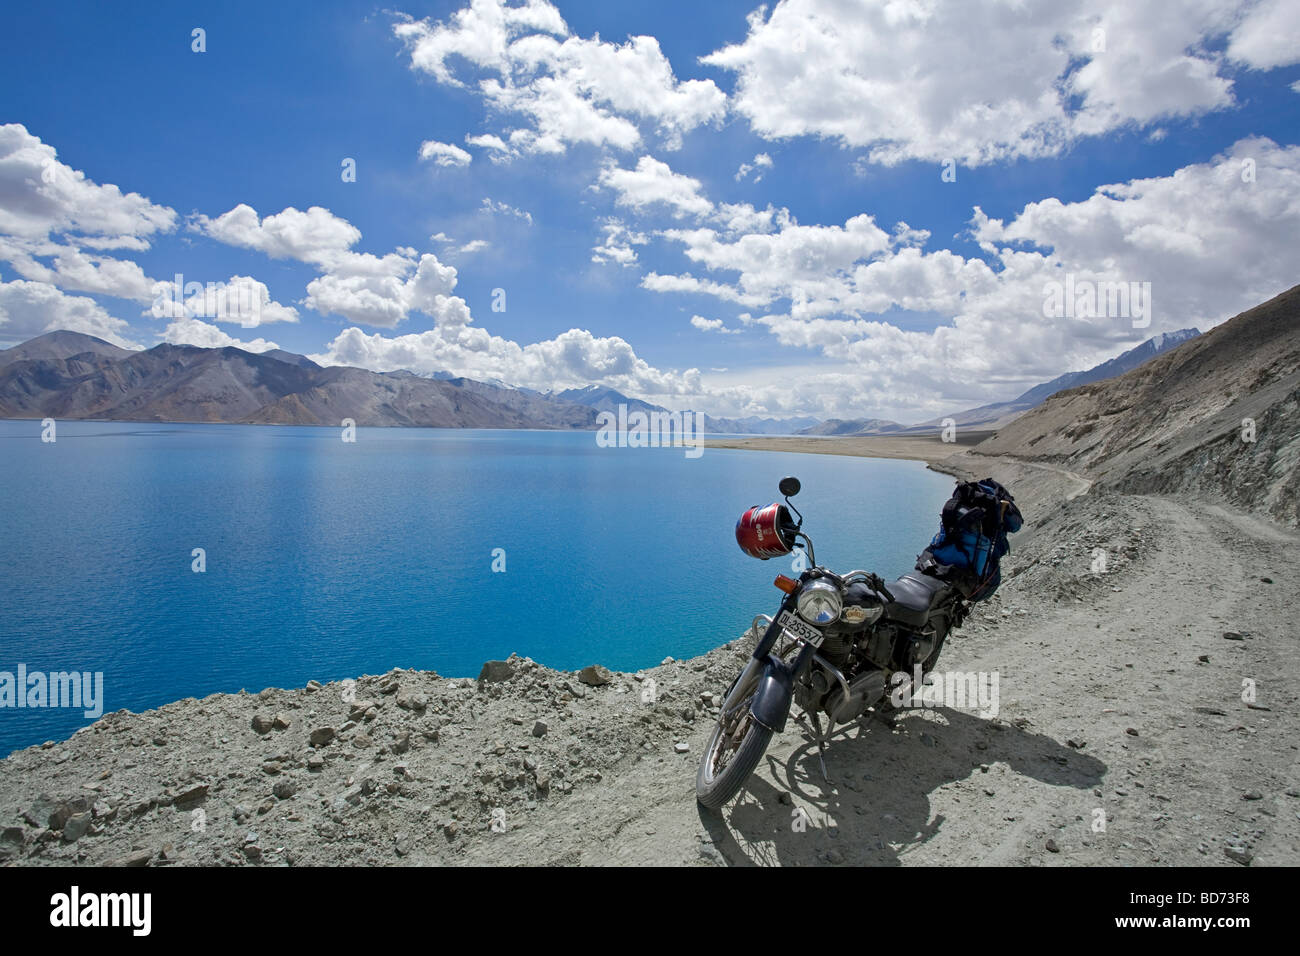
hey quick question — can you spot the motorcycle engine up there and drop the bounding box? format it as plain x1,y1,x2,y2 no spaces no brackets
859,622,943,672
824,670,888,724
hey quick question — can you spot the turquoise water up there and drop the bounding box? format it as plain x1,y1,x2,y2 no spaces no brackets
0,421,953,755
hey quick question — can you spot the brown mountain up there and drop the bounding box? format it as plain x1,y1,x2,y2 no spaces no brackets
975,283,1300,525
0,334,600,430
0,329,132,367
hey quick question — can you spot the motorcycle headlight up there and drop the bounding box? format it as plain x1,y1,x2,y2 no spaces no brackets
796,579,842,626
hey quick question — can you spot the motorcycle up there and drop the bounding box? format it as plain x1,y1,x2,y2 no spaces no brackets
696,475,971,810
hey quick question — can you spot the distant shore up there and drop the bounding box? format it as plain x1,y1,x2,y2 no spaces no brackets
707,431,995,472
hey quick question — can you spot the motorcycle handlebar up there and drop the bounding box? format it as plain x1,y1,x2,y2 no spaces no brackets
842,569,895,604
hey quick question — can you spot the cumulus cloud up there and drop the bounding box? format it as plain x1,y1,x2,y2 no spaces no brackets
192,204,361,266
305,250,470,329
0,236,157,302
632,137,1300,419
640,271,770,308
702,0,1295,168
160,316,280,353
661,213,895,311
597,155,714,218
419,139,473,166
0,124,176,242
690,314,740,334
0,125,174,305
148,275,300,329
971,136,1300,326
393,0,725,155
310,323,701,400
0,279,140,348
1226,0,1300,71
195,202,471,329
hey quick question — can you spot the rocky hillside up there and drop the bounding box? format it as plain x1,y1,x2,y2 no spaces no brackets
977,284,1300,525
0,332,600,430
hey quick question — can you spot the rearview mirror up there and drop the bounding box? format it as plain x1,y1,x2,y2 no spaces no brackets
778,476,801,497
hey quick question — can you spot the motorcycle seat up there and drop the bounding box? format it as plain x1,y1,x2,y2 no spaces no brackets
886,573,950,625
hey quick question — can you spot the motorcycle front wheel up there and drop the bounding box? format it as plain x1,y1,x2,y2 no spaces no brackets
695,664,775,811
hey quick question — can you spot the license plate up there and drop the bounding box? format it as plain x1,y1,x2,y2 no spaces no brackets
777,609,823,648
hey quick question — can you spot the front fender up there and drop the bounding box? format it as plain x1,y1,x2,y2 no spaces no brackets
750,654,795,733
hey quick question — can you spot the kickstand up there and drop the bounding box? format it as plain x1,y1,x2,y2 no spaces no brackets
809,712,831,784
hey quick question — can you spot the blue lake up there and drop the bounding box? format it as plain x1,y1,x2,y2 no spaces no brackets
0,421,953,755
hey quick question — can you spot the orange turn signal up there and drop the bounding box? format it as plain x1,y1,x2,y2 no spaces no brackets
773,575,798,594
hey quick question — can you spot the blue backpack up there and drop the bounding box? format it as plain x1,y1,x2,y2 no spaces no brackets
918,478,1022,602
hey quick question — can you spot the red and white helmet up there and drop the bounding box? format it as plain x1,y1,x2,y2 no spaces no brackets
735,502,798,560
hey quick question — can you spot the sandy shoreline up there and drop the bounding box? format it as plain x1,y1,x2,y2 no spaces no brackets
707,432,997,481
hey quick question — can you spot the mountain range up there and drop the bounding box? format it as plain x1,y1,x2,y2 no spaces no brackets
0,326,1201,433
0,332,600,429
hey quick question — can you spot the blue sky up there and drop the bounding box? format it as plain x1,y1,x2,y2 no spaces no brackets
1,0,1297,422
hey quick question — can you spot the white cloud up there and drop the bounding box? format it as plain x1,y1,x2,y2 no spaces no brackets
195,202,471,330
148,275,299,329
458,239,489,253
160,316,280,353
193,204,361,266
465,132,516,161
691,314,740,334
632,137,1300,419
0,124,176,242
1226,0,1300,71
419,139,473,166
311,323,701,399
597,155,713,218
701,0,1289,167
0,125,174,306
640,271,770,308
0,279,140,348
393,0,725,155
480,197,533,224
655,213,895,313
971,136,1300,325
591,217,647,266
734,152,773,182
0,236,157,302
305,250,470,329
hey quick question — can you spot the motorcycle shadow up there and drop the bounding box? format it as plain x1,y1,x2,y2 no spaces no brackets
697,707,1107,867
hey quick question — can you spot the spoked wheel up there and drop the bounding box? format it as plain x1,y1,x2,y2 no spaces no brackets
695,639,796,811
